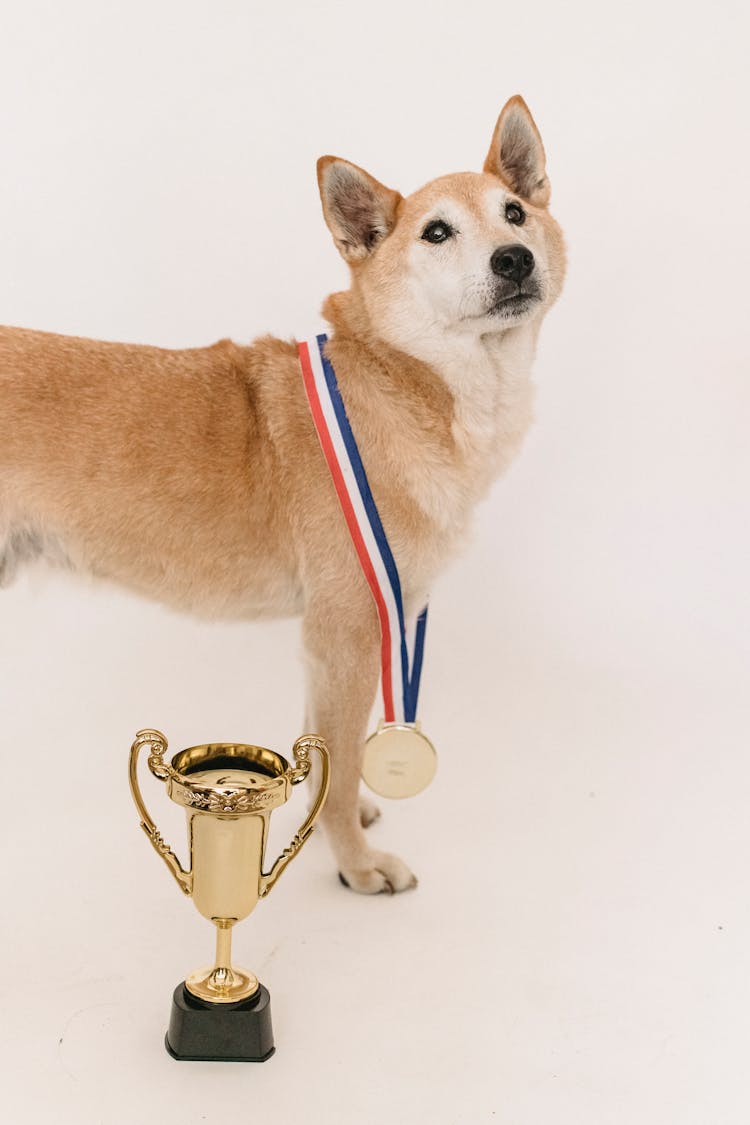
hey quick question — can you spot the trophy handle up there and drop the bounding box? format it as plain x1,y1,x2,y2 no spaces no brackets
128,729,193,896
259,735,330,897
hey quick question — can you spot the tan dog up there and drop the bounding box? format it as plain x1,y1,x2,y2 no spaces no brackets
0,95,565,893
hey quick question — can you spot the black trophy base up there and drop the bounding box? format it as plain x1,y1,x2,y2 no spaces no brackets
165,981,275,1062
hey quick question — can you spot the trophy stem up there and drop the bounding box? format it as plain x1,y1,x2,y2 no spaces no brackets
184,918,260,1004
209,919,239,992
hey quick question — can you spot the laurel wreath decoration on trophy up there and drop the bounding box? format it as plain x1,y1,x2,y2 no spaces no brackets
181,788,275,813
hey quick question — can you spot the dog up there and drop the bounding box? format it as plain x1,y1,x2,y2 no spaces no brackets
0,95,566,893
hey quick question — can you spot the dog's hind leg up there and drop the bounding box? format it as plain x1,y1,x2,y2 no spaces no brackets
303,604,417,894
0,514,71,587
304,710,381,830
358,793,381,829
0,524,41,587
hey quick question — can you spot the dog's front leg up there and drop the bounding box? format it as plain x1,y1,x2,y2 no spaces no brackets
303,607,417,894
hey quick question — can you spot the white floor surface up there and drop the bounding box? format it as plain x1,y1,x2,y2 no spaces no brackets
1,553,746,1125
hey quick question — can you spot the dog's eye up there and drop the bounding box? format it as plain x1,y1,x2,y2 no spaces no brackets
505,202,526,226
421,220,453,244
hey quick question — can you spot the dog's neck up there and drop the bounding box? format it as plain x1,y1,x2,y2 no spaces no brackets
320,287,539,559
322,287,537,481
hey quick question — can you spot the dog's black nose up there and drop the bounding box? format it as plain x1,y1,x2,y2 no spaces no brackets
490,244,535,283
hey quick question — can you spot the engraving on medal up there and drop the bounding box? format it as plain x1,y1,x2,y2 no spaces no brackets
362,721,437,800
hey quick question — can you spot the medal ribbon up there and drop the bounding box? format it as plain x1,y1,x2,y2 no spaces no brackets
298,333,428,725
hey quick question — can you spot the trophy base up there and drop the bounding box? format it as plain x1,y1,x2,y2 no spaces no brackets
165,982,275,1062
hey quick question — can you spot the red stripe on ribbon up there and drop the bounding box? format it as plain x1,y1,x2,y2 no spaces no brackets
298,342,396,722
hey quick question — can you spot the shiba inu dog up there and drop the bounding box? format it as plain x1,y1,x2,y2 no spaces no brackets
0,95,566,893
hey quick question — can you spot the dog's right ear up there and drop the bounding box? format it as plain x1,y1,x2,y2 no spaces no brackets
317,157,402,264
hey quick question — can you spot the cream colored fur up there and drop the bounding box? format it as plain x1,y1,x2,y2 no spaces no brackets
0,96,566,893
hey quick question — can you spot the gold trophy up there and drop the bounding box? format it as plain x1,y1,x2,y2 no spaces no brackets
129,728,329,1062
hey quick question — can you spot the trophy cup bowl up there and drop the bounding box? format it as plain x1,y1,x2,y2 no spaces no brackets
129,728,329,1062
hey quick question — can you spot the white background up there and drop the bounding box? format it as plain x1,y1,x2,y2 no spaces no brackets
1,1,748,1122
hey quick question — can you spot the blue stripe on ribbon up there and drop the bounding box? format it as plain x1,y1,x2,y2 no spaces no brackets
315,333,426,723
405,606,429,723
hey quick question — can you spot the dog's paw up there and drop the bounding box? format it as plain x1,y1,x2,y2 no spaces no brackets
359,795,381,829
338,850,417,895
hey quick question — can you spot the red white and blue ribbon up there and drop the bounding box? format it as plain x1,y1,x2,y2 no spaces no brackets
298,333,428,725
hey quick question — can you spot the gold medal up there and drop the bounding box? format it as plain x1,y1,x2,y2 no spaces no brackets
362,721,437,799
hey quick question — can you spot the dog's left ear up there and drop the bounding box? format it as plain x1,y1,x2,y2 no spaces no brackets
484,95,550,206
317,156,402,263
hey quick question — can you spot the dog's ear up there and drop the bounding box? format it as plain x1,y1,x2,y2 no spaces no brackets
317,157,402,263
483,96,550,206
